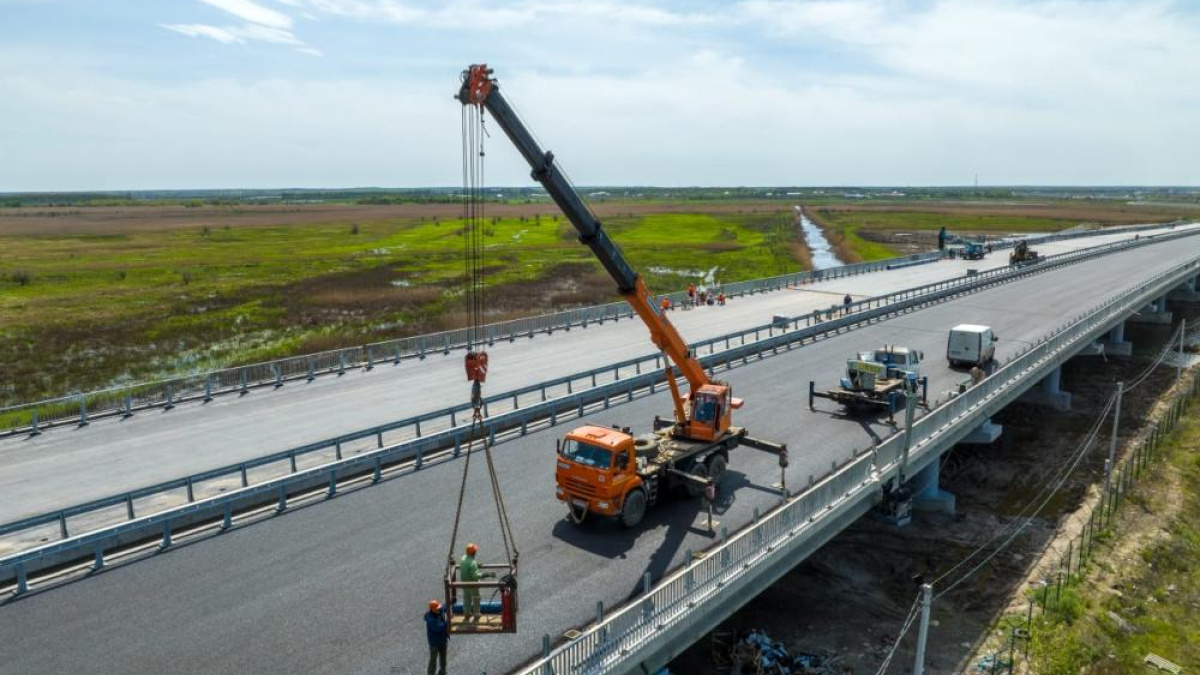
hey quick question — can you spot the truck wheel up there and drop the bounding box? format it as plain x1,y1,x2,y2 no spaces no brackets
620,489,647,528
706,454,727,485
685,463,709,498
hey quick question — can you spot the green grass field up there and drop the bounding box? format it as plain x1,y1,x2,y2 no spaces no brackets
0,209,802,404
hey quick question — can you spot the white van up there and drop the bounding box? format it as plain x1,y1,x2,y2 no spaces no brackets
947,324,998,368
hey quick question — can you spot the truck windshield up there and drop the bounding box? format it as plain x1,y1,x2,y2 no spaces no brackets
562,439,613,469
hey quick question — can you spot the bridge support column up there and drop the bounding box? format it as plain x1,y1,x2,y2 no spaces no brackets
1099,321,1133,357
1019,365,1072,411
911,460,955,515
1168,275,1200,303
959,418,1003,445
1130,296,1173,324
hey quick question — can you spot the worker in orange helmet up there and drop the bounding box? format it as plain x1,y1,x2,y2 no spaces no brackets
660,296,671,312
425,599,449,675
460,543,494,622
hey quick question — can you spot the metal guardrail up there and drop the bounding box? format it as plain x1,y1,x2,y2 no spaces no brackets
2,220,1179,436
0,252,943,436
2,225,1194,587
512,246,1200,675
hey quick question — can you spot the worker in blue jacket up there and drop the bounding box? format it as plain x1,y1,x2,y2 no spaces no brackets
425,599,449,675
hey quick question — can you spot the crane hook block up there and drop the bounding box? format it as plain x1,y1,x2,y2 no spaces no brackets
465,351,489,383
460,64,494,106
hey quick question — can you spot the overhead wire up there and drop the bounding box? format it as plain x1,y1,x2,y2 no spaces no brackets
932,390,1116,598
873,590,924,675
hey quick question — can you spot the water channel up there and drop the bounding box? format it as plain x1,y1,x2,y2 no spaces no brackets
796,206,842,270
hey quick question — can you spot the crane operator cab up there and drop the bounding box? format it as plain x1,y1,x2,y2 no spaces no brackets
680,384,741,442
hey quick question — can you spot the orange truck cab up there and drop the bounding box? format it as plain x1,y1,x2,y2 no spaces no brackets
555,425,642,525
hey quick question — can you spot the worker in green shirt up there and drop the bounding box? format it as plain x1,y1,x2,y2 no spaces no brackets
460,543,495,622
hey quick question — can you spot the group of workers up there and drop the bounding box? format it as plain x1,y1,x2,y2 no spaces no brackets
424,543,495,675
658,283,726,312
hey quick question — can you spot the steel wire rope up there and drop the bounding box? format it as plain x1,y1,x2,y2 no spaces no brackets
932,390,1117,599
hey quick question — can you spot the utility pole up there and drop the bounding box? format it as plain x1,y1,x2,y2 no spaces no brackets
1179,318,1187,381
1105,381,1124,493
913,583,933,675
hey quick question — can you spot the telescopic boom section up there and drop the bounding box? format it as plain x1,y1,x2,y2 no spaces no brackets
457,64,710,401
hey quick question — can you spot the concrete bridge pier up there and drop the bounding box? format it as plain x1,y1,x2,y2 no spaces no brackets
1168,274,1200,303
911,460,956,515
1099,321,1133,356
1131,295,1173,324
1019,365,1072,411
959,418,1003,444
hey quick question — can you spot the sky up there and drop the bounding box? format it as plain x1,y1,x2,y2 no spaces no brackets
0,0,1197,191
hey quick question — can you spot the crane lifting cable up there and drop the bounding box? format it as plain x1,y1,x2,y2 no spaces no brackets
443,71,519,635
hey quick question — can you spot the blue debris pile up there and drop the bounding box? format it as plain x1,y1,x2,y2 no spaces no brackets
730,629,841,675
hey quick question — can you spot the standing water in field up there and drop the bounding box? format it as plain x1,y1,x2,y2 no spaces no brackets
795,206,841,270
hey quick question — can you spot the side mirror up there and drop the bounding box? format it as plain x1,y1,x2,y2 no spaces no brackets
556,439,562,455
993,335,1000,342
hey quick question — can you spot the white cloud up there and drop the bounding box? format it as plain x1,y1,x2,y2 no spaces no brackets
197,0,294,29
296,0,714,29
161,23,242,44
166,0,320,53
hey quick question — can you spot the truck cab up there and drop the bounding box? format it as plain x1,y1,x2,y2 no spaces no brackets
863,346,923,379
555,425,640,523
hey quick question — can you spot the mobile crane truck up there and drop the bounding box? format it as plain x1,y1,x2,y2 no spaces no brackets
458,65,786,528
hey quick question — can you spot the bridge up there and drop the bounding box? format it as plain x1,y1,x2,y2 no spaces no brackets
2,223,1198,675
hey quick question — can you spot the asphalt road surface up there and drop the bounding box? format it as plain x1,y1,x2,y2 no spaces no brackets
2,234,1196,675
1,225,1191,523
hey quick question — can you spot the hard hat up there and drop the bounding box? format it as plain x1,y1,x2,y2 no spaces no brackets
429,599,441,612
466,543,478,556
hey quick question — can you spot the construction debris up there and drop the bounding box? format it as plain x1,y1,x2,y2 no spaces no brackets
727,629,843,675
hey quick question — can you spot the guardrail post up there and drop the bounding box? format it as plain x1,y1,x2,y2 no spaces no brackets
274,364,283,388
289,452,297,473
642,572,654,622
276,485,288,512
93,544,105,570
306,358,315,382
240,368,248,394
78,394,88,427
222,501,232,530
415,419,423,437
377,431,384,448
16,563,27,594
165,384,175,410
373,457,383,483
416,444,425,470
30,408,40,436
186,477,195,502
59,512,69,539
393,344,402,364
126,493,135,519
160,521,172,549
540,635,552,675
240,464,249,487
328,470,338,497
124,390,134,418
366,346,374,371
338,351,346,375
